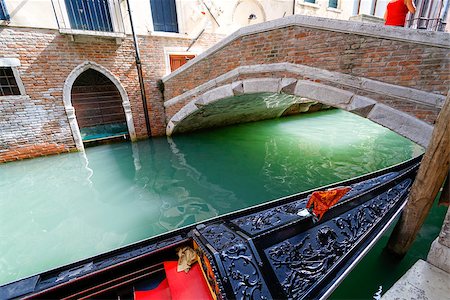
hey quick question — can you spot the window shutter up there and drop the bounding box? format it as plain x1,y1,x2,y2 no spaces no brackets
0,0,10,21
150,0,179,33
329,0,338,9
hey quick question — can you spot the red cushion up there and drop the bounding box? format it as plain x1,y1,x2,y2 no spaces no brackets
164,261,213,300
134,278,172,300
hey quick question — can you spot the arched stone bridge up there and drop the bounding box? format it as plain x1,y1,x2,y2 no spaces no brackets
161,16,449,147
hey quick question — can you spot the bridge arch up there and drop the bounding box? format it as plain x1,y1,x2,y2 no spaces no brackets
63,61,136,151
166,76,433,148
161,16,448,148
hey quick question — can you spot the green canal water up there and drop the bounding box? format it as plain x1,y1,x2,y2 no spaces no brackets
0,109,446,298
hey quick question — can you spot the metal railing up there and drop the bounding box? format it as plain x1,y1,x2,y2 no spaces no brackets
406,0,449,31
52,0,125,37
407,17,447,31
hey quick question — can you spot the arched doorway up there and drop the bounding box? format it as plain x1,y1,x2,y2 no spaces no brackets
63,62,136,151
71,69,128,142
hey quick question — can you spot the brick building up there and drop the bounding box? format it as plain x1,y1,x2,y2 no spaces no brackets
0,0,357,162
0,0,229,162
0,0,448,163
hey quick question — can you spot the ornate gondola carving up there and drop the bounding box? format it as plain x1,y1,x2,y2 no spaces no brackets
231,172,400,236
193,237,227,300
266,179,411,299
199,224,272,299
232,202,304,235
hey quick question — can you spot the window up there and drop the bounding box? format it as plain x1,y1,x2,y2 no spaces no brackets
419,0,431,18
150,0,179,33
329,0,338,9
169,54,195,72
0,0,9,21
64,0,113,32
417,0,432,29
0,67,21,96
304,0,316,3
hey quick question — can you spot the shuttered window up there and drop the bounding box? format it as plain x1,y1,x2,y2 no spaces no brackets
0,0,9,20
304,0,316,3
150,0,179,33
0,67,20,96
329,0,338,9
64,0,113,32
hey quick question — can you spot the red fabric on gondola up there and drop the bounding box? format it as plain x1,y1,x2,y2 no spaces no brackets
134,278,172,300
164,261,213,300
306,187,351,220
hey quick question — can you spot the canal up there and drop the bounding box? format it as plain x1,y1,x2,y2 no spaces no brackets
0,109,446,298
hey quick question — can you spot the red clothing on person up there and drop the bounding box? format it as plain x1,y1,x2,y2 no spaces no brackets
385,0,409,26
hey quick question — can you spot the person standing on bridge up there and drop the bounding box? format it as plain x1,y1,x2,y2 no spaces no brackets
384,0,416,27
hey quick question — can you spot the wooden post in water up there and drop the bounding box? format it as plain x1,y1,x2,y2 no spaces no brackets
387,92,450,256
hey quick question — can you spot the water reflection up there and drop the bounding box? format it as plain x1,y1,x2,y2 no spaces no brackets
79,151,94,185
170,110,421,203
0,109,421,285
124,139,234,231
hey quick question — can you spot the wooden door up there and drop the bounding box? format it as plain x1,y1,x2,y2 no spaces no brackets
71,69,127,141
169,54,195,72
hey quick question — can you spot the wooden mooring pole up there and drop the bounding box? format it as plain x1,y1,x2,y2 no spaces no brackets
387,92,450,256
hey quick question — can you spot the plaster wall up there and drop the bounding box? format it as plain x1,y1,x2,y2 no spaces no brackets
1,0,358,37
295,0,356,20
0,0,58,29
2,0,447,37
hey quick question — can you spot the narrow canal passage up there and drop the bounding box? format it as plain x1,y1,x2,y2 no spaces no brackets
0,109,431,295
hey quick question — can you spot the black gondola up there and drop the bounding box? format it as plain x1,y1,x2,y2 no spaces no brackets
0,155,422,300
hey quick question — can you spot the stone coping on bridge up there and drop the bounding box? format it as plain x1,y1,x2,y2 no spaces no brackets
165,75,434,148
162,15,450,83
164,63,445,110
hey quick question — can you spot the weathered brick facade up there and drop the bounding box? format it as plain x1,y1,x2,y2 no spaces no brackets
160,18,448,149
0,95,72,162
1,17,449,163
164,26,449,100
0,27,223,163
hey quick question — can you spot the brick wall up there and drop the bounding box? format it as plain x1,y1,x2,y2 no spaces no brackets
0,27,223,163
163,25,449,105
0,95,73,162
2,20,448,163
